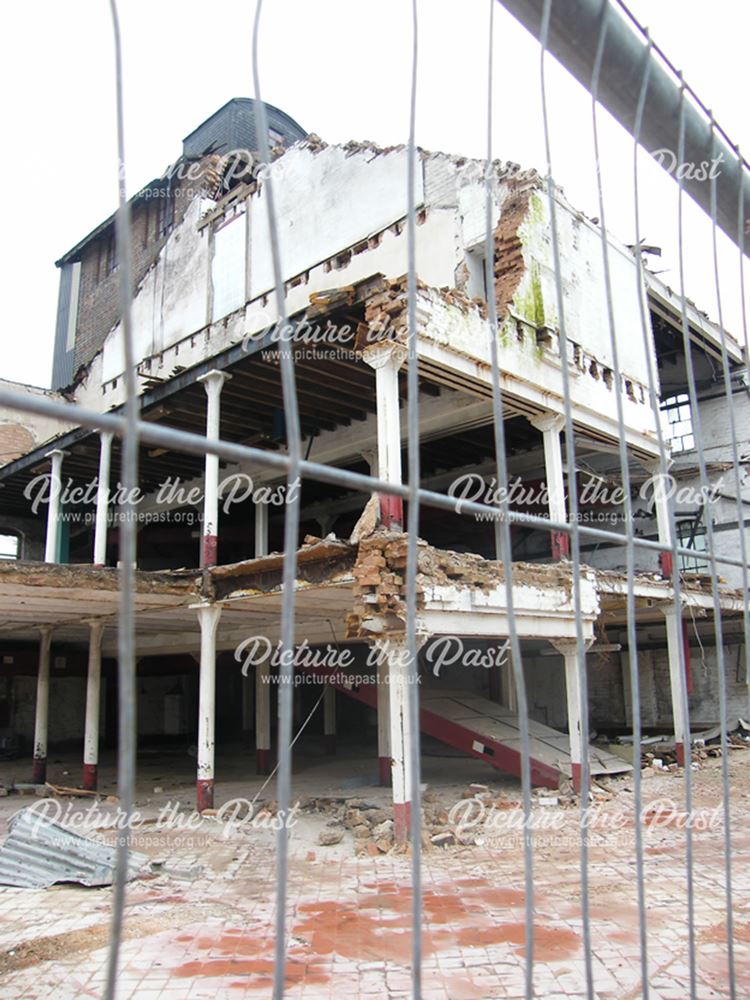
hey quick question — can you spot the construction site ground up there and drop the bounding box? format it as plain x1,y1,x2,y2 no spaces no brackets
0,742,747,999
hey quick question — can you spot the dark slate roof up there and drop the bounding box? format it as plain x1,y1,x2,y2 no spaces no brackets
56,99,307,266
182,98,307,159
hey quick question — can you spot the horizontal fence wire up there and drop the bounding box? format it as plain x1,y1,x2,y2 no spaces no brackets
0,1,746,997
1,386,748,576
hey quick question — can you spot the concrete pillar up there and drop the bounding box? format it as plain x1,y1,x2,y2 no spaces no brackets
529,413,568,559
645,458,675,578
362,343,406,530
242,671,254,747
255,652,271,774
376,636,424,842
662,602,687,766
197,370,231,567
553,638,594,792
82,620,105,790
323,682,336,755
44,449,66,564
376,650,391,786
93,432,113,566
196,603,222,811
254,499,268,557
32,627,53,783
502,659,518,713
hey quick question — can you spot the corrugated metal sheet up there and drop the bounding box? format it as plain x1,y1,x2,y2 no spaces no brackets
0,807,149,888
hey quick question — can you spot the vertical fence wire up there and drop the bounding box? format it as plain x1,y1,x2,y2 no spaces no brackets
539,3,594,995
707,116,744,998
675,75,715,1000
404,0,424,994
629,44,698,1000
251,5,303,996
725,140,750,696
483,2,535,995
104,2,138,997
629,31,657,998
588,5,648,995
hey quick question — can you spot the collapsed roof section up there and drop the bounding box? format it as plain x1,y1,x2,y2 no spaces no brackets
49,134,675,456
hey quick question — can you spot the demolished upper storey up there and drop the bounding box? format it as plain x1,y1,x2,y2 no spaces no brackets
50,99,744,460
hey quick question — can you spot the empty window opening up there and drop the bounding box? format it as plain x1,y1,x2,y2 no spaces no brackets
661,393,695,452
677,520,708,572
0,535,18,561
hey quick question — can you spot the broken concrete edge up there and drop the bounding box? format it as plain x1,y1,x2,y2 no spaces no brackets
0,559,200,595
4,533,743,629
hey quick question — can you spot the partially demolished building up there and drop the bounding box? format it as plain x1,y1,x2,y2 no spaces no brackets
0,98,746,837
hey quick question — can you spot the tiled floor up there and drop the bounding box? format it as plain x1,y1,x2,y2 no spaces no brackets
0,753,747,998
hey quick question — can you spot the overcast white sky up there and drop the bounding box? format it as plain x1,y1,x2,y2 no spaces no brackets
1,0,747,389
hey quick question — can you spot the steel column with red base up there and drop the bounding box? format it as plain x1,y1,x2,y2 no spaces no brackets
197,370,231,568
646,458,676,578
663,602,688,767
195,603,222,812
82,619,105,791
376,636,425,843
32,627,53,784
362,342,406,532
376,652,391,785
554,638,594,794
255,653,271,775
530,413,569,560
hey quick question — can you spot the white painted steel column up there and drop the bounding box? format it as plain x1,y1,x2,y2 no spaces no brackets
376,636,424,842
530,413,568,559
662,601,687,766
645,457,675,577
242,671,254,745
32,627,53,783
362,343,406,530
323,682,336,755
255,651,271,774
44,449,66,563
502,660,518,713
195,603,222,811
83,620,105,790
552,638,593,792
197,370,231,567
254,499,268,557
93,432,113,566
376,651,391,786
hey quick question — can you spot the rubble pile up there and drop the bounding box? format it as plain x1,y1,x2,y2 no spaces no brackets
346,532,575,638
361,277,412,347
311,797,397,854
639,721,750,773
